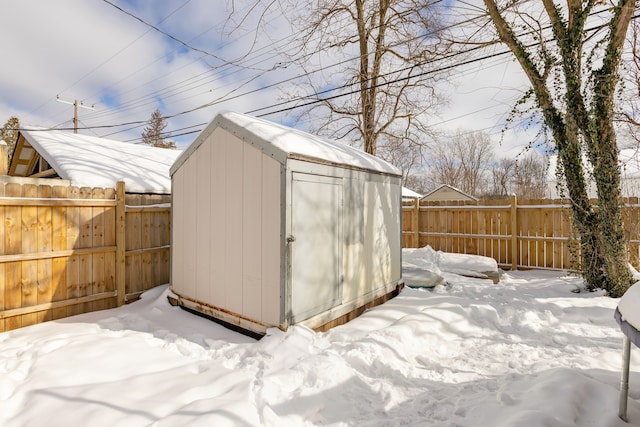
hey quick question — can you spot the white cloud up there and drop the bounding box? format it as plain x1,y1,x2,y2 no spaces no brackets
0,0,547,156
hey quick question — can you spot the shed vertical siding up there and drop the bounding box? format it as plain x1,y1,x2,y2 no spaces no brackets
261,156,281,325
172,127,282,327
369,180,401,284
195,141,212,304
342,175,401,303
210,132,227,306
225,135,244,314
242,143,263,320
182,155,198,299
343,177,366,300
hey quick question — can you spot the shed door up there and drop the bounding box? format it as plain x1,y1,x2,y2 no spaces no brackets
291,173,342,321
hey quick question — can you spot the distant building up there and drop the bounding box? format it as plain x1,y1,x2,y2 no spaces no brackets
421,184,477,202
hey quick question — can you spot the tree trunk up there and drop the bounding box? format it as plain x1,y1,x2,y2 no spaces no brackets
483,0,634,296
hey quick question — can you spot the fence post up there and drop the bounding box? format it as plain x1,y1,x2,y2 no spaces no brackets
116,181,126,306
511,194,518,271
412,197,420,248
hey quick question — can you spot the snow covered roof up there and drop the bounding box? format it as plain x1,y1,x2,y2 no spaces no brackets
171,111,400,177
12,129,181,194
402,187,422,199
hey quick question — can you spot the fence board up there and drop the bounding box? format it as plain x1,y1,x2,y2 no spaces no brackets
141,207,152,294
65,186,80,316
0,180,171,330
21,184,38,327
4,183,21,330
403,197,640,271
78,187,93,313
103,188,116,310
92,188,106,311
36,185,52,323
51,185,68,320
126,204,142,299
156,207,170,285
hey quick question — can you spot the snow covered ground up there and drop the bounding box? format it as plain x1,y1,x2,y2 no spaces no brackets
1,263,639,426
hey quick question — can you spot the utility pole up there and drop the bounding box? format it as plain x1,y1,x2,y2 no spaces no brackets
56,96,95,134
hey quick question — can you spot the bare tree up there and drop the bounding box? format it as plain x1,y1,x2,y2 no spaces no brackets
489,151,548,199
617,18,640,148
426,130,494,197
142,109,176,149
291,0,449,155
231,0,450,165
404,170,430,195
426,142,463,191
482,0,636,296
1,116,20,152
491,157,516,197
514,152,548,199
377,135,423,187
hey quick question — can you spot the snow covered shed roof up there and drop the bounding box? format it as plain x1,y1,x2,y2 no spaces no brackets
170,111,401,177
10,128,181,194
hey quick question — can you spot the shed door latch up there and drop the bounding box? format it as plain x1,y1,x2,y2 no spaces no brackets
286,235,296,244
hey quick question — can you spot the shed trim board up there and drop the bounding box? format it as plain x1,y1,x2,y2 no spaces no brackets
171,111,400,178
171,112,402,336
171,280,403,335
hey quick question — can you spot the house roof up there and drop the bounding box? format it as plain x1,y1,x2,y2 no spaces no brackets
10,128,181,194
171,111,401,177
421,184,478,201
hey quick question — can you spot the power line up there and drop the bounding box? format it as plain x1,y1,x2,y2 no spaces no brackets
28,6,638,138
19,43,520,134
80,2,464,128
82,10,357,126
68,2,483,140
94,11,483,133
101,0,230,63
36,1,195,125
249,11,640,117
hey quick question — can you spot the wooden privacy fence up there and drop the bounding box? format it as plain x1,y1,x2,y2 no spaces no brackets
0,178,171,332
402,196,640,271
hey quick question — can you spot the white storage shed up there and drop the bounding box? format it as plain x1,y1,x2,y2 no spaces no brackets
170,111,403,336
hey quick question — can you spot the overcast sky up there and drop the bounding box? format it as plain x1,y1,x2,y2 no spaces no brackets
0,0,533,155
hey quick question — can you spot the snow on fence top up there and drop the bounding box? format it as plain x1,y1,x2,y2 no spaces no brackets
171,111,401,177
20,128,181,194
